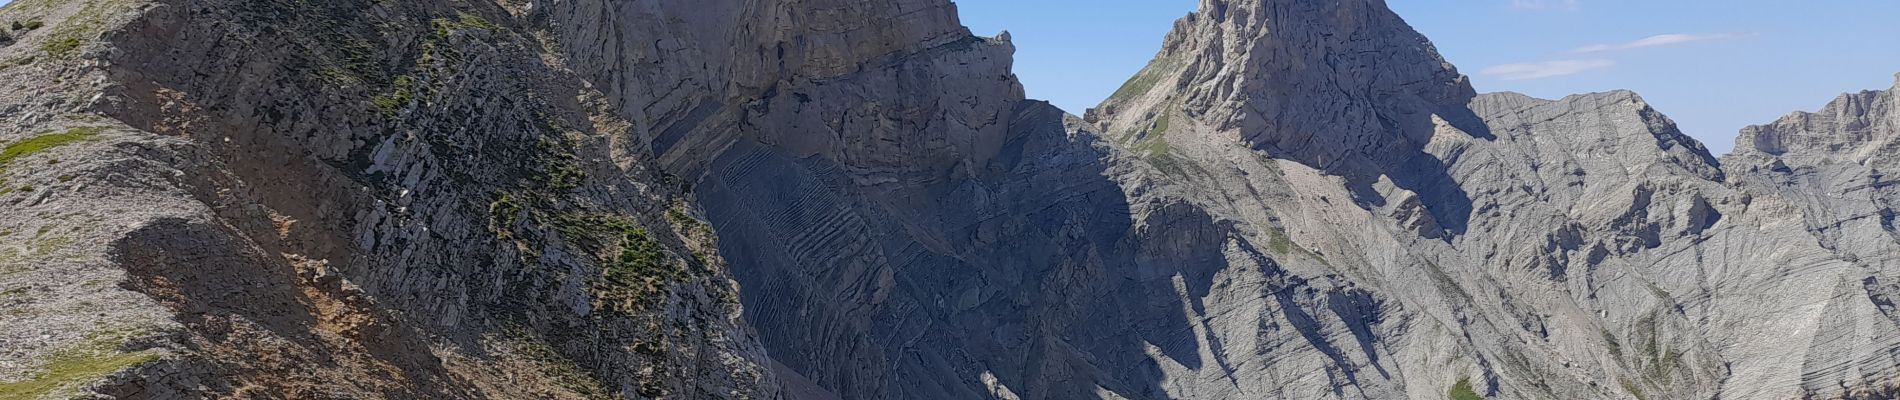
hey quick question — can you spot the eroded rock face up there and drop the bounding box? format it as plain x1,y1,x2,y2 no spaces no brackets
1059,1,1900,396
1723,77,1900,399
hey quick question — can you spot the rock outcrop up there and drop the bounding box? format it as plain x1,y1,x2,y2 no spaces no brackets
1,0,772,398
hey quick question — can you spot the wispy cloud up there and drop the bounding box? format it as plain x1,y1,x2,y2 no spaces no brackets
1570,33,1749,54
1511,0,1579,11
1480,60,1616,81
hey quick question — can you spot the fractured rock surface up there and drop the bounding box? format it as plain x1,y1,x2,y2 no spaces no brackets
2,0,772,398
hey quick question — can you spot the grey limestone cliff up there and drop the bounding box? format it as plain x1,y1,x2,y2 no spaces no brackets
1723,75,1900,399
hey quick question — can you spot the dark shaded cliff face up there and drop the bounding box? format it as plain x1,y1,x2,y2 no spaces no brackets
542,1,1187,397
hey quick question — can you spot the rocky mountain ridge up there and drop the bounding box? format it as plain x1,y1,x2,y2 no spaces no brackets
1,0,776,398
0,0,1897,399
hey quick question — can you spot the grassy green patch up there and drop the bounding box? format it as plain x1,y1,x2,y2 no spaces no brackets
1140,135,1171,157
1132,108,1172,155
542,160,585,191
1259,224,1340,270
35,0,136,60
666,206,704,235
533,137,584,191
1620,378,1648,400
39,37,80,58
1,127,101,166
1134,108,1200,177
316,67,359,86
0,248,23,269
1147,152,1189,177
1603,330,1623,360
1449,378,1484,400
32,235,71,256
432,12,498,37
1632,308,1685,383
371,75,418,116
0,351,157,398
0,56,36,71
1267,228,1295,255
502,327,616,400
489,192,524,238
1108,56,1178,102
591,226,679,315
0,329,161,399
1148,112,1172,140
553,213,684,315
550,213,626,254
1129,119,1176,171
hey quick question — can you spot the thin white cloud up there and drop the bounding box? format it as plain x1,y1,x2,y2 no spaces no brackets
1570,33,1749,54
1480,60,1616,81
1511,0,1578,11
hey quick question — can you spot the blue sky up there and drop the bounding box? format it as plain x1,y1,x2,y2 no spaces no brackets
959,0,1900,154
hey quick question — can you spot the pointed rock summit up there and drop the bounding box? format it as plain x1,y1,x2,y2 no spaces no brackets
1092,0,1479,176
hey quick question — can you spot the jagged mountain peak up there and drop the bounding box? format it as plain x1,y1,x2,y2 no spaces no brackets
1091,0,1475,141
1731,72,1899,165
1083,0,1489,240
